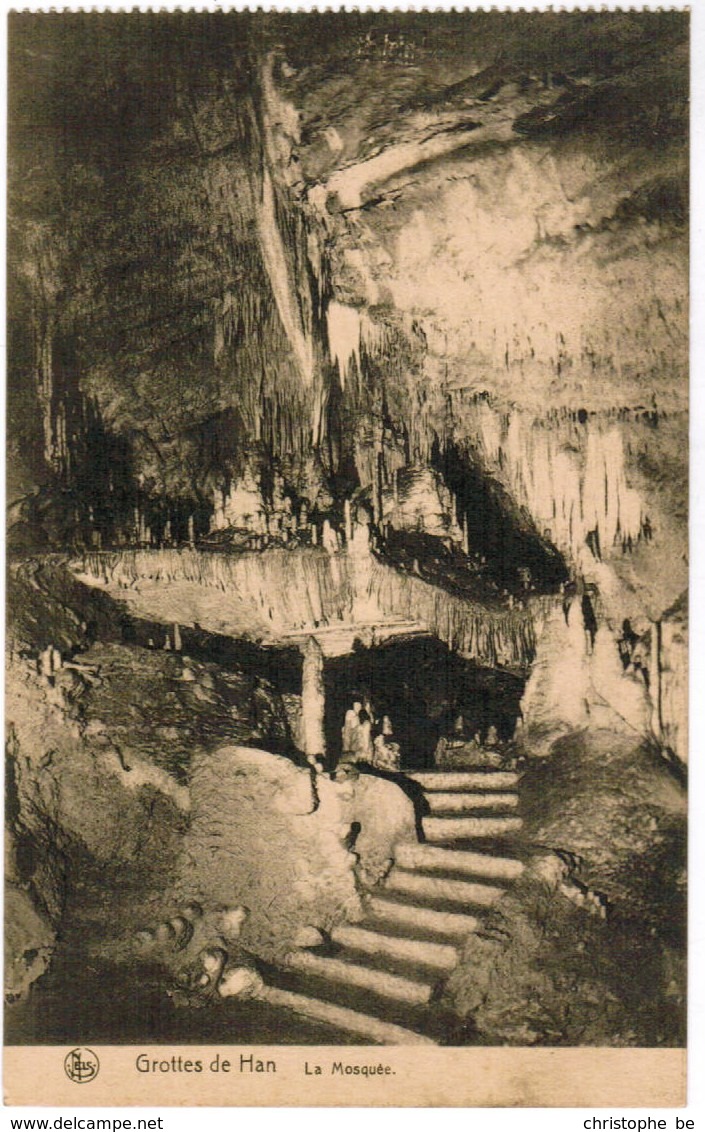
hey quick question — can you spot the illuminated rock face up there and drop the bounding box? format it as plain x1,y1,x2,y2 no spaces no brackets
518,600,652,754
381,467,463,544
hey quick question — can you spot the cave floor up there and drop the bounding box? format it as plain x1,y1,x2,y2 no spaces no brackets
5,960,362,1046
5,726,687,1049
5,868,364,1047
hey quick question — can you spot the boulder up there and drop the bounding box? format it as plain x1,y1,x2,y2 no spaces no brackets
293,925,324,948
175,746,359,960
347,773,417,886
218,966,264,999
216,906,249,940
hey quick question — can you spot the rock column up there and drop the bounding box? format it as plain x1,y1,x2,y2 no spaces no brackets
300,636,326,761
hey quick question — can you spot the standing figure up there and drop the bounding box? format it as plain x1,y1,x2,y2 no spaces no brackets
371,714,401,772
342,700,362,754
434,713,466,766
581,592,598,654
351,708,373,762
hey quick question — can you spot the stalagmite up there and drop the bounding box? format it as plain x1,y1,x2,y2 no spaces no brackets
322,519,338,554
517,598,589,745
349,518,371,558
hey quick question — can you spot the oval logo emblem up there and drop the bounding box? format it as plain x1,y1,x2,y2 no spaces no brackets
64,1047,100,1084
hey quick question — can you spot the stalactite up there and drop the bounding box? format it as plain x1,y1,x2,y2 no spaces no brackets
365,559,544,669
464,401,648,564
327,301,361,389
256,165,315,389
253,52,322,414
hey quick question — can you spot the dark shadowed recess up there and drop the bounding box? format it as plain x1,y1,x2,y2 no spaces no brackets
5,886,357,1045
323,636,525,771
433,442,568,595
6,968,355,1045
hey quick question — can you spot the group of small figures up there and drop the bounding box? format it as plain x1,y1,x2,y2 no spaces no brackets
337,703,511,775
433,715,508,769
338,699,401,773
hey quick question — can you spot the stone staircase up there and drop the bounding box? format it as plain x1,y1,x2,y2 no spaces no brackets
264,767,525,1045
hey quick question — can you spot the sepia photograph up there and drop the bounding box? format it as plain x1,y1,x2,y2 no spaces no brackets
4,8,689,1106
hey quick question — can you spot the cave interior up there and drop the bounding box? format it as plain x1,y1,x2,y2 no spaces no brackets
4,11,689,1053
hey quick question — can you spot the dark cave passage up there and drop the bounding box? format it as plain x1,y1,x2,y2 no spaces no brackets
431,439,569,595
323,636,526,771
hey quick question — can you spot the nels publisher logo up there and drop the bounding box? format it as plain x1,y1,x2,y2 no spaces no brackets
64,1047,100,1084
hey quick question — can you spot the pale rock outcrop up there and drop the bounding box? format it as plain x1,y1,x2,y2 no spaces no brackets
519,599,652,753
293,925,325,948
218,966,264,999
173,744,420,961
4,884,56,1001
346,773,417,887
175,747,361,960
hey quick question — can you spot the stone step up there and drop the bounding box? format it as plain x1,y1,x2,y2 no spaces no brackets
285,950,435,1006
263,956,455,1041
365,895,481,941
332,923,459,973
426,791,519,814
423,815,523,842
409,771,520,791
384,868,505,908
258,985,436,1046
395,842,525,882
